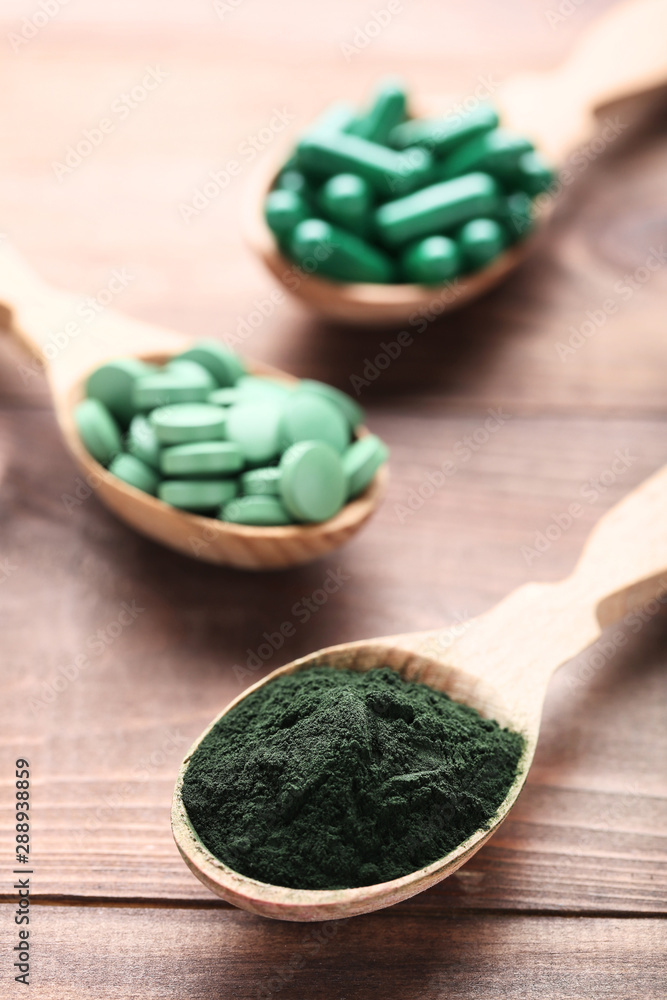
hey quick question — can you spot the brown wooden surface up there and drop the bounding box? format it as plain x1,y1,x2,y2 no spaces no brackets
1,0,666,996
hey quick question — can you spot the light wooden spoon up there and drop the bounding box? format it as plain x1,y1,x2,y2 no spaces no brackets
245,0,667,324
173,460,667,920
0,243,386,569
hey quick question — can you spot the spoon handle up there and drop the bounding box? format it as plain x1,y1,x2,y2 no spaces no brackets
0,241,188,396
388,461,667,716
500,0,667,161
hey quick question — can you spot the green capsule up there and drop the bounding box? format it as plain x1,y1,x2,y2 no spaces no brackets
402,236,461,285
389,104,499,155
290,218,394,284
442,128,534,180
511,151,555,196
303,101,357,138
348,79,407,146
296,131,432,197
275,169,311,197
458,218,506,271
265,189,309,241
375,172,501,247
319,173,373,236
503,191,534,242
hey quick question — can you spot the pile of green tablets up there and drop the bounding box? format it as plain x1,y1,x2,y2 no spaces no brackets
264,79,554,286
74,341,388,526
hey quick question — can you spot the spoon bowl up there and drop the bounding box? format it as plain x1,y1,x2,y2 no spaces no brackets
0,244,386,569
173,458,667,919
245,0,667,324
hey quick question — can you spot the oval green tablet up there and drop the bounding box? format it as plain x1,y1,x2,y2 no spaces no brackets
241,467,282,496
280,391,350,453
158,479,238,511
149,403,228,445
74,398,122,466
109,452,160,496
160,441,243,477
298,379,364,430
225,401,283,464
86,358,152,425
173,341,245,387
280,441,346,523
342,434,389,499
133,363,215,410
220,495,292,526
126,414,161,470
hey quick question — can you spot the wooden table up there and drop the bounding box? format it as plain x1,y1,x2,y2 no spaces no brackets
1,1,665,996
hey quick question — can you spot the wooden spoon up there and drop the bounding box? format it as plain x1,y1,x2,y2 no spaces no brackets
0,243,386,569
173,460,667,919
245,0,667,324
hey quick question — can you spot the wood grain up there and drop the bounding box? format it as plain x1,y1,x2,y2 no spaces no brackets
0,0,666,993
6,904,666,1000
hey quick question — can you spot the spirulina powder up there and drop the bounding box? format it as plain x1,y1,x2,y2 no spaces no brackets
182,666,524,890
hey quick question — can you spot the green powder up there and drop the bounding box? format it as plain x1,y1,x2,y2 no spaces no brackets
182,666,525,890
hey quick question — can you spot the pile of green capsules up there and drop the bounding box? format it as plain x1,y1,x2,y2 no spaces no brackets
73,341,388,525
264,79,554,285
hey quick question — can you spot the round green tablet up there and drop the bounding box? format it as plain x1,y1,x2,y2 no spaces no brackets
208,388,240,407
149,403,228,445
160,441,243,476
74,398,122,466
298,379,364,430
280,392,349,454
225,401,283,464
220,495,293,526
402,236,461,285
236,375,294,403
342,434,389,499
126,414,161,470
173,340,245,387
241,467,282,496
86,358,152,425
458,218,506,270
280,441,346,523
158,479,238,511
133,362,215,410
109,452,160,496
